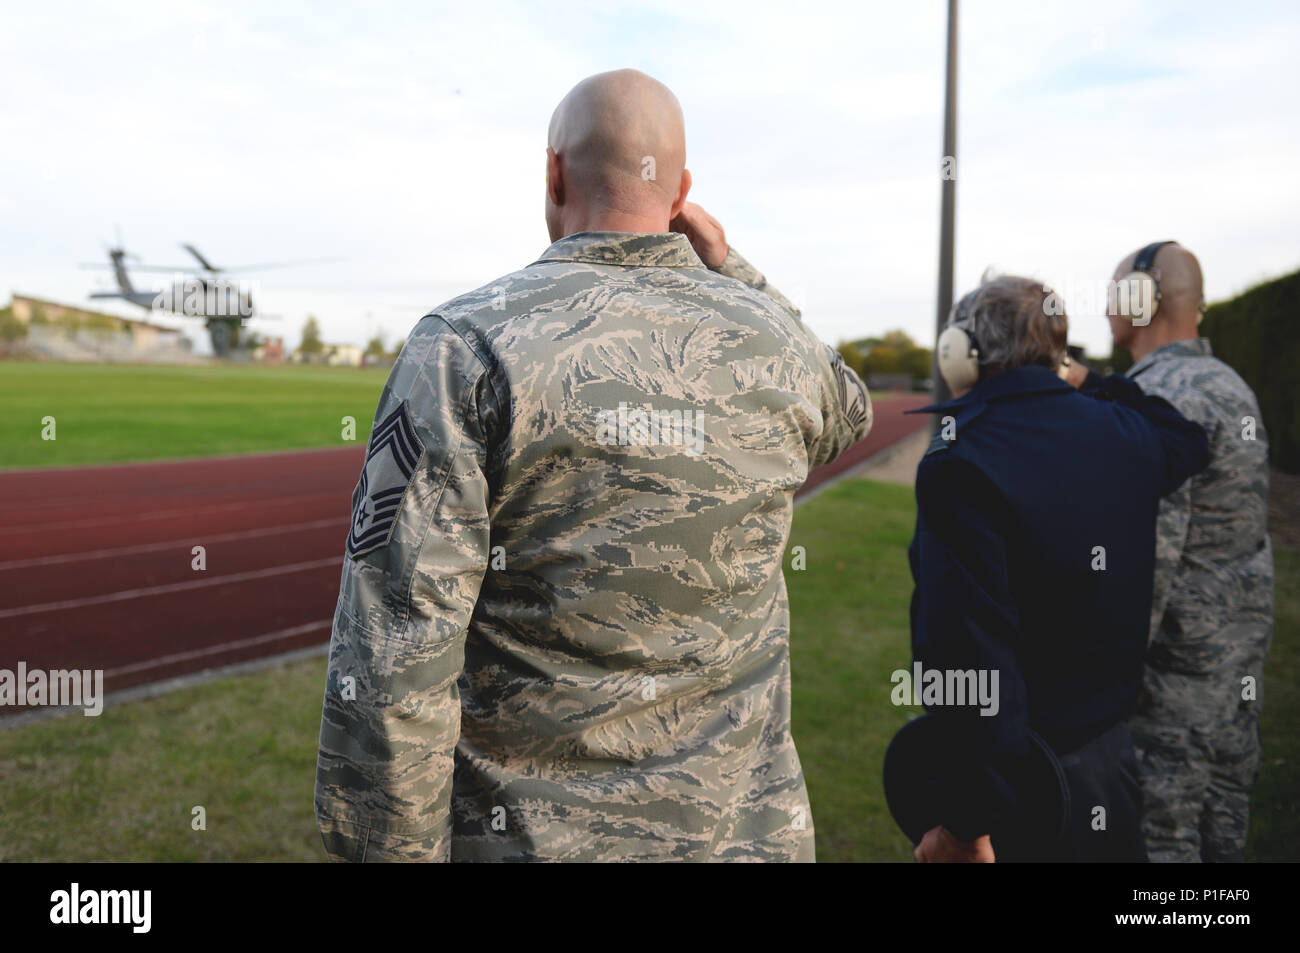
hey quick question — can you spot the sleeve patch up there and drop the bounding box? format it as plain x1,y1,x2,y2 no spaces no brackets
826,343,870,429
347,401,425,558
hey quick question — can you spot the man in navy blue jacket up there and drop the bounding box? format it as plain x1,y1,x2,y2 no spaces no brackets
906,275,1209,863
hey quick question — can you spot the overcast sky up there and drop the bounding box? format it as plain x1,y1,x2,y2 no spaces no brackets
2,1,1297,357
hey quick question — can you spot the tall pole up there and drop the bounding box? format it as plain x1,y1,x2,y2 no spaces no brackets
933,0,958,409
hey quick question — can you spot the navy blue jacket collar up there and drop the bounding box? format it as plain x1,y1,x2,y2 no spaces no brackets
907,364,1074,415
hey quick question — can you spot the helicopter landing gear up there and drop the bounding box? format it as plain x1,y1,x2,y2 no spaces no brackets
205,317,240,358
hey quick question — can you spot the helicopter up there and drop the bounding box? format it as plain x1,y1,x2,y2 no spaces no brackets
82,241,335,356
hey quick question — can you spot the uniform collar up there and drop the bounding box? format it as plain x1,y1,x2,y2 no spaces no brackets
907,364,1074,414
533,231,705,269
1127,337,1213,379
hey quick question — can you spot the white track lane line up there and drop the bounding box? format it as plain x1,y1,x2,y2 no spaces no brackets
104,619,333,677
0,518,348,571
0,491,345,537
0,556,341,620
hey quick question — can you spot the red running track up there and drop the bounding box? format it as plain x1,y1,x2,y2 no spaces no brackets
0,394,931,715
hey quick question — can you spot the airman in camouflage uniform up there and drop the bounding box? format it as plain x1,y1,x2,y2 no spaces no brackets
314,69,872,862
1109,243,1274,862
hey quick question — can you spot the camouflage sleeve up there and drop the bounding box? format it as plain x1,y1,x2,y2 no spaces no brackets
806,340,873,467
714,246,802,317
314,317,498,862
1148,483,1192,645
714,246,872,466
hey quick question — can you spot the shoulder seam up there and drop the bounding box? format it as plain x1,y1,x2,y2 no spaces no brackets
424,312,513,480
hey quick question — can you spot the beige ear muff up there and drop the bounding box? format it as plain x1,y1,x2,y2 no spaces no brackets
1113,271,1160,327
937,325,980,393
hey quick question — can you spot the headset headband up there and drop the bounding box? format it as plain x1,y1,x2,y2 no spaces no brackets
1132,240,1177,275
948,287,983,350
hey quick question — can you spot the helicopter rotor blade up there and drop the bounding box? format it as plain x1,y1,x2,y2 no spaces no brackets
78,263,203,274
181,243,222,273
217,256,343,273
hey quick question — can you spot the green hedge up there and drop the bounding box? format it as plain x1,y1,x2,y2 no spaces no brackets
1201,269,1300,474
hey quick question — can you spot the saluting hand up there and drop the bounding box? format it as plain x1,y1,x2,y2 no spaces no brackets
670,201,729,268
1064,357,1090,390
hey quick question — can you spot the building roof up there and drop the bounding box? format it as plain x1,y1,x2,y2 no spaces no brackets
10,294,181,333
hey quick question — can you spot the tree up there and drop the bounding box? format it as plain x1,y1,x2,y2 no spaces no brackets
1108,346,1134,375
364,333,387,359
851,329,932,381
389,337,405,360
836,340,867,378
0,306,26,342
300,316,324,357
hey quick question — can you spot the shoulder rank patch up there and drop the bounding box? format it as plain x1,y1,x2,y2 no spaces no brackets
347,401,425,558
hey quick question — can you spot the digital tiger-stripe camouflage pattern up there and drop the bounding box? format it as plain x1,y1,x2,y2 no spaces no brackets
314,231,872,862
1126,338,1274,863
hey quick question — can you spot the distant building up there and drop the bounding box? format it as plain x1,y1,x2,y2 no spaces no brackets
324,343,364,367
292,343,364,366
9,294,182,350
252,336,285,364
3,293,198,363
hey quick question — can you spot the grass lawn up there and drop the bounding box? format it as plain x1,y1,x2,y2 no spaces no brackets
786,479,919,861
1246,544,1300,861
0,655,327,861
0,361,389,469
0,478,1293,861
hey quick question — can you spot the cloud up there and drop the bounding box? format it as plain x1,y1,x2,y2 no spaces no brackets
0,0,1296,360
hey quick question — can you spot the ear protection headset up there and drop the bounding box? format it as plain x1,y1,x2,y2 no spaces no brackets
937,288,983,393
938,282,1077,392
1116,240,1177,326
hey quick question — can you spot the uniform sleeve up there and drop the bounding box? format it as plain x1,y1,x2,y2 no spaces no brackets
1148,483,1192,645
314,321,497,862
1079,370,1210,495
714,246,803,317
715,246,872,466
909,454,1029,841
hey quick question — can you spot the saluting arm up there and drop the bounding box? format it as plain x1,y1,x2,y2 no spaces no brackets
713,246,804,317
670,202,872,464
724,245,872,465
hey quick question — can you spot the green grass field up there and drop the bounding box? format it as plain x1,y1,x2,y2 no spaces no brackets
2,477,1293,862
0,362,907,470
0,362,389,469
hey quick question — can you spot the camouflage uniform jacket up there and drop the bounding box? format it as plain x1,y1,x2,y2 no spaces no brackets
1128,339,1274,685
315,231,872,861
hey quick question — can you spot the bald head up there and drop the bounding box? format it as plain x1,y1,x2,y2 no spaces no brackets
1112,243,1204,321
1107,242,1206,358
545,69,691,240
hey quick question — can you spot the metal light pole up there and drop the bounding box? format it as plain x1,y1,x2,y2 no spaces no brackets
933,0,958,409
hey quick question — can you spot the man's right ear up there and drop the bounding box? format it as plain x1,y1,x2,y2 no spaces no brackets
546,147,564,206
669,167,692,220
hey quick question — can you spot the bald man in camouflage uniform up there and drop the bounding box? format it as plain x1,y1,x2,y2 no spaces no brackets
314,69,871,862
1109,242,1274,862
